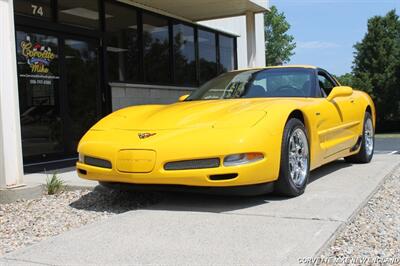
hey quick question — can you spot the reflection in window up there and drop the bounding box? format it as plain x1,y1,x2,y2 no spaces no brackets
219,35,235,73
198,30,217,85
15,31,62,157
64,39,99,151
173,24,196,86
187,69,314,100
14,0,52,19
58,0,99,30
105,2,139,82
143,13,170,83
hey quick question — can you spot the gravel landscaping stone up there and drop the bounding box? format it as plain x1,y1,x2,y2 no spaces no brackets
0,187,162,256
319,165,400,263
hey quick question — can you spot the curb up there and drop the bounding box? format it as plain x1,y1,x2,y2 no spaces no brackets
0,182,98,204
0,184,43,204
313,161,400,259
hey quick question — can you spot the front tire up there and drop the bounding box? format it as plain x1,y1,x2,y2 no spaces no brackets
274,118,310,197
345,112,374,163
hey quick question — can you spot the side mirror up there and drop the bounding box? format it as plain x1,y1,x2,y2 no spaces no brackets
327,86,353,101
178,94,189,102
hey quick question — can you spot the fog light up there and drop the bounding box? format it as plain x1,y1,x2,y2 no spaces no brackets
224,153,264,166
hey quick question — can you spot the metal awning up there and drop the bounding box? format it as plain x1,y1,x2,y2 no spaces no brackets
121,0,267,21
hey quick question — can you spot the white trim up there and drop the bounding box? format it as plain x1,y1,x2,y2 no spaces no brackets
0,0,24,188
250,0,269,9
246,12,257,67
117,0,195,23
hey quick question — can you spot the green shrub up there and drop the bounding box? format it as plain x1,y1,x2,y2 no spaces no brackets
46,173,65,195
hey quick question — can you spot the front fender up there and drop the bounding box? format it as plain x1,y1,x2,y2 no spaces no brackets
255,99,317,171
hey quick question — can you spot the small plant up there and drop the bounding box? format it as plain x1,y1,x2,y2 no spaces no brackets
46,173,65,195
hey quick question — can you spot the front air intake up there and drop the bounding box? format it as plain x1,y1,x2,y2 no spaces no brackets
209,173,238,181
84,156,112,169
164,158,220,170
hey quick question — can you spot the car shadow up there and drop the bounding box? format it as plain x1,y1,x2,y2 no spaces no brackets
70,159,352,214
69,187,164,214
308,159,352,183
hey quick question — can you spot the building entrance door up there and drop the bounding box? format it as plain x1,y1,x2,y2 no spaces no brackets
62,37,101,155
15,28,102,168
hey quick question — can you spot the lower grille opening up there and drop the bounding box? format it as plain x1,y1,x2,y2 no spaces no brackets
209,173,238,181
164,158,220,170
78,169,87,175
84,156,112,169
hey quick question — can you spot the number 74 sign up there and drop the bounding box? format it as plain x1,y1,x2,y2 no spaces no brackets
31,4,44,17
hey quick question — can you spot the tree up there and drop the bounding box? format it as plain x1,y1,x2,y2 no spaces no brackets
264,6,296,66
352,10,400,130
335,73,354,87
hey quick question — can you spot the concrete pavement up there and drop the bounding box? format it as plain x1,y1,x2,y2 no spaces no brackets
1,154,399,265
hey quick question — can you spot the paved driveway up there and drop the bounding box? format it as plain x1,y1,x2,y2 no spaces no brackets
2,154,399,265
375,136,400,154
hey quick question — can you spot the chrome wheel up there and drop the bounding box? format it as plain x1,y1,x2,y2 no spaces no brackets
288,128,309,187
365,117,374,156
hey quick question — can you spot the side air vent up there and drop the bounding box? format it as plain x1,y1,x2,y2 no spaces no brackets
164,158,220,170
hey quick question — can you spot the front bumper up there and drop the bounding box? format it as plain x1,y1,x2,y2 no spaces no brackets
76,127,281,187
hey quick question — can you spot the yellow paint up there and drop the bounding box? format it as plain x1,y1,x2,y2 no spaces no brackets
77,66,375,188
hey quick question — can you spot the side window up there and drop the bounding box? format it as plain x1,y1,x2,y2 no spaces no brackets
242,70,268,98
318,72,336,97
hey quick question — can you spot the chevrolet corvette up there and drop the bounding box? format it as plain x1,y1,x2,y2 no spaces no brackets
76,65,375,196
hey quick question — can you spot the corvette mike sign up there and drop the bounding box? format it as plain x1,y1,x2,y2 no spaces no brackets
20,36,56,74
17,34,60,88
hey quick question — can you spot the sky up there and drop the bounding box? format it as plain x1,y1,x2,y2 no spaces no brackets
269,0,400,76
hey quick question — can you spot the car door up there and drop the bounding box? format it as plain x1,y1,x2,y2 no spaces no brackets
316,70,360,158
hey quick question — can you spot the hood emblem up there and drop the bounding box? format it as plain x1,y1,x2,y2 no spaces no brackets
138,133,156,139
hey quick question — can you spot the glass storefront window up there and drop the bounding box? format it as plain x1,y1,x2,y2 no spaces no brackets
15,31,62,158
64,39,99,153
14,0,52,20
58,0,99,30
14,2,237,87
219,35,235,73
173,23,196,86
143,13,170,83
198,30,217,85
105,2,139,82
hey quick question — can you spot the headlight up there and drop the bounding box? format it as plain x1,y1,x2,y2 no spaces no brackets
224,152,264,166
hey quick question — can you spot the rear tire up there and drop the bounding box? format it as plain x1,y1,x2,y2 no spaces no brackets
274,118,310,197
345,112,374,164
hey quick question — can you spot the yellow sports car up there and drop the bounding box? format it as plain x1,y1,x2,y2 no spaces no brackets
77,65,375,196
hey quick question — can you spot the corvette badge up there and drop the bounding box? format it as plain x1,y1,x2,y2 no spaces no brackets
138,133,156,139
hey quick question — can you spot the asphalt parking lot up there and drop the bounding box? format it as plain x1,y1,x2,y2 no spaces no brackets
375,136,400,154
2,152,399,265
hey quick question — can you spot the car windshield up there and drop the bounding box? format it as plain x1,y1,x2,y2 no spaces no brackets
187,68,315,100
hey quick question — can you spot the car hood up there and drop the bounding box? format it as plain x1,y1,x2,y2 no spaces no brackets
93,99,283,130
